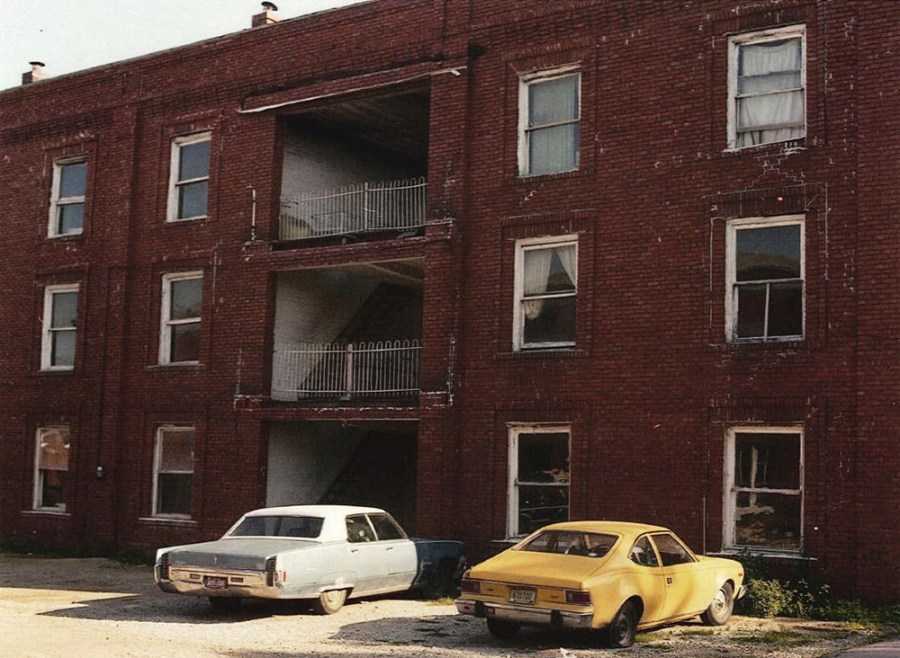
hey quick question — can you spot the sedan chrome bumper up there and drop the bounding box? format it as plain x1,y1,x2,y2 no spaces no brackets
456,598,594,629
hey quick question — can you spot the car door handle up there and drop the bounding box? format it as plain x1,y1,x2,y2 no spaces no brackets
386,546,394,551
667,577,673,585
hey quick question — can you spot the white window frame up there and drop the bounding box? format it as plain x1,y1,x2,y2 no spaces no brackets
41,283,79,371
723,425,804,553
725,215,805,343
159,271,203,365
33,426,70,512
727,24,806,150
48,158,86,237
513,235,578,351
507,424,571,539
166,131,211,222
518,66,581,177
152,425,195,519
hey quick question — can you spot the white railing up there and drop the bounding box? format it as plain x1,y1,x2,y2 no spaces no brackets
279,177,426,240
272,339,420,399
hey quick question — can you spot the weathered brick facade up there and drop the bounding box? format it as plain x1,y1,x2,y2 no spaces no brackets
1,1,897,604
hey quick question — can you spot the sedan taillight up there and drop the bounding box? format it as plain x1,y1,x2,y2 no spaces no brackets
460,579,481,594
265,557,277,586
158,553,170,581
565,589,591,606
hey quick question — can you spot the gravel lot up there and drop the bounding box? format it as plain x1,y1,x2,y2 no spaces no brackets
0,553,886,657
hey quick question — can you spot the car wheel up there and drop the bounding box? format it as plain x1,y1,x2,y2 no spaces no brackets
311,589,348,615
606,600,637,649
426,560,459,598
701,582,734,626
207,597,241,612
486,617,520,639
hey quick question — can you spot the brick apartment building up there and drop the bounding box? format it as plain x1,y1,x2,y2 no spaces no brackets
1,0,897,603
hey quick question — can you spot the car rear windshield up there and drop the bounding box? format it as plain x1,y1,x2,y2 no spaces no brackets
228,515,324,539
519,530,617,558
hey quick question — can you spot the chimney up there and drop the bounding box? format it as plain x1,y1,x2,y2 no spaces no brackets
252,2,279,27
22,61,48,85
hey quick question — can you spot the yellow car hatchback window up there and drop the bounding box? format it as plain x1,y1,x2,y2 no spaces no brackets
520,530,617,557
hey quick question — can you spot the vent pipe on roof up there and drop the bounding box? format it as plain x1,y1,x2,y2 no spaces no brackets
252,2,279,27
22,61,48,85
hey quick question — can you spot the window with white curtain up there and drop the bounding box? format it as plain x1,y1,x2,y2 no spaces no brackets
513,236,577,351
728,25,805,149
519,68,580,176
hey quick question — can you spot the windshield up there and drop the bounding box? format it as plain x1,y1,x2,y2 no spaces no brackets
519,530,617,557
228,515,324,539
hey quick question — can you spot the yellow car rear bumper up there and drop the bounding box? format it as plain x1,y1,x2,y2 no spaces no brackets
456,598,594,629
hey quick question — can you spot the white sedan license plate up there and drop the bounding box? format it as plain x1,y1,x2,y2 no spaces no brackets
509,587,536,605
205,576,228,590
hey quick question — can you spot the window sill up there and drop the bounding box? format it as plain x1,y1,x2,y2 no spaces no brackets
22,510,71,518
507,166,593,186
147,362,204,371
47,232,85,241
722,137,807,155
495,348,586,360
139,516,197,527
711,549,815,562
35,367,76,375
165,216,208,224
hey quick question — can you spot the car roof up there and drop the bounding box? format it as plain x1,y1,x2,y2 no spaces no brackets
242,504,387,517
536,520,671,541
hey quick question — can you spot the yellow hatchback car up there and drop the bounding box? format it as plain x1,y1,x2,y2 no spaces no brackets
456,521,745,648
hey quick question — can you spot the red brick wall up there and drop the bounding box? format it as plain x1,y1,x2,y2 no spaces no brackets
0,0,897,603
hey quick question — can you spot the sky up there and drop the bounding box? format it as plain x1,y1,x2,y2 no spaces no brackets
0,0,365,91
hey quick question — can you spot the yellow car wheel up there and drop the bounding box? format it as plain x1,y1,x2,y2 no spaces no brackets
606,600,637,648
701,582,734,626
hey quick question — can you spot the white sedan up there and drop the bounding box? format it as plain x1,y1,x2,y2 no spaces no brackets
155,504,465,613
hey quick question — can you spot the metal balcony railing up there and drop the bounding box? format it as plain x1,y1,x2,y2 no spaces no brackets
272,339,420,399
278,177,426,241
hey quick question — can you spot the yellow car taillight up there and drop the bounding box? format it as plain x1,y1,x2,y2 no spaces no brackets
565,589,591,605
460,578,481,594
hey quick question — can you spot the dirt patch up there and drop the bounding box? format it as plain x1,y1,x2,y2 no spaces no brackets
0,553,883,657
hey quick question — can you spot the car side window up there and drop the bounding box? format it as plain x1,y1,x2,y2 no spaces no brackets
346,514,376,543
368,513,406,540
650,533,696,566
629,536,660,567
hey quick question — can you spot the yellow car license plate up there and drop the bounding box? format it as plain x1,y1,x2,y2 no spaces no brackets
509,587,536,605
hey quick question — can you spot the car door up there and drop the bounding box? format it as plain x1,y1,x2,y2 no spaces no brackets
650,532,709,620
368,513,417,591
625,535,668,624
344,514,388,594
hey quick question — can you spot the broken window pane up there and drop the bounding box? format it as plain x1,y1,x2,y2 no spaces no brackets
36,427,69,510
515,430,570,535
734,491,801,550
735,432,800,489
